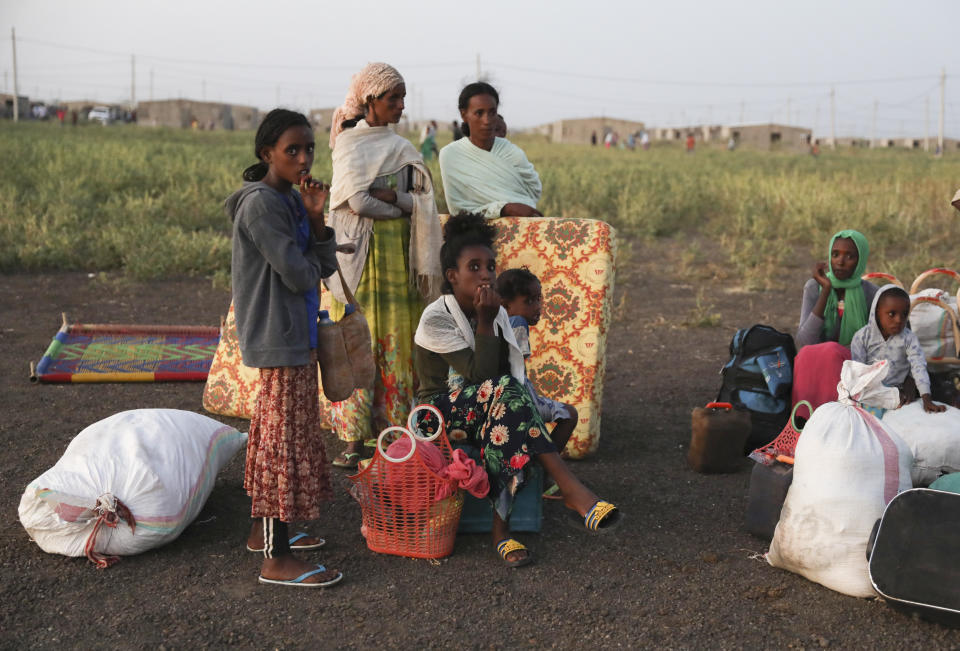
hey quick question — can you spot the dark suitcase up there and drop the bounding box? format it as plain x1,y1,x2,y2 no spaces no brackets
744,461,793,540
867,488,960,626
688,402,750,473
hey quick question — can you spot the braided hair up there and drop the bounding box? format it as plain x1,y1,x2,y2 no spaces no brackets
440,212,498,294
457,82,499,138
242,108,311,182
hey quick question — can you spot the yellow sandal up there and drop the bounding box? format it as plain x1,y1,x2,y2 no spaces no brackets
495,538,533,568
582,500,622,533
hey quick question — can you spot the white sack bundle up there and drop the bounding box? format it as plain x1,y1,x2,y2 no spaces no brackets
883,401,960,486
18,409,245,567
767,361,912,598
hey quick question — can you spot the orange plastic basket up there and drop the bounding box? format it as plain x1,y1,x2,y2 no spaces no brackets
348,405,464,559
749,400,811,465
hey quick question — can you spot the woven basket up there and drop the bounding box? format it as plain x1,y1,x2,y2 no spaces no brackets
749,400,811,465
348,405,464,559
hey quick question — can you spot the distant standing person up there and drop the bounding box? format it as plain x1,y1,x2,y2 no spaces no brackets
686,133,695,153
640,130,650,150
591,130,597,146
604,131,613,148
421,120,439,161
438,82,542,218
452,119,463,141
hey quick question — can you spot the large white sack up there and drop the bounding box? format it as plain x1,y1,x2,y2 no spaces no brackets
766,402,912,598
18,409,246,565
882,401,960,486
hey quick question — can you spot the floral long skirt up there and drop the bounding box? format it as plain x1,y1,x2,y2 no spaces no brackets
423,375,557,521
244,352,334,522
329,219,421,443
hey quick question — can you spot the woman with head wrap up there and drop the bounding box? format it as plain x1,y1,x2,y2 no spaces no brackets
792,229,877,416
325,62,443,468
438,82,542,218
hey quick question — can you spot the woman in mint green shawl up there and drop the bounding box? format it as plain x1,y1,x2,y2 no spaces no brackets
792,229,878,416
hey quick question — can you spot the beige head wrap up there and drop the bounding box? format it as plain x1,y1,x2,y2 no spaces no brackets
329,62,405,149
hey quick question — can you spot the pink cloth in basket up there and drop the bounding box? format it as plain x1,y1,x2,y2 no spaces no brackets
386,437,489,499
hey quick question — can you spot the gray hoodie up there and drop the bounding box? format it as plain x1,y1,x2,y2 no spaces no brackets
850,283,931,395
226,181,337,368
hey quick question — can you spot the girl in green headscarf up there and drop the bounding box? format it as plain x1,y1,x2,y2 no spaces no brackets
796,229,878,348
793,229,878,418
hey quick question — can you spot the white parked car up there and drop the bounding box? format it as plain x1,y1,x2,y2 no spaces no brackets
87,106,112,125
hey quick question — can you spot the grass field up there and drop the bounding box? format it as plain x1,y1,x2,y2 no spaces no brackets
2,121,958,289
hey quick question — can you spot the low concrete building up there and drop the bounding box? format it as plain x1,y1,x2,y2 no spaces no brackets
822,136,870,148
898,137,959,152
541,117,646,145
721,123,812,151
0,93,30,119
137,99,259,130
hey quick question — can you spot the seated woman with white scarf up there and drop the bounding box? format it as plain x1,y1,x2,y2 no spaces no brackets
413,213,621,568
438,82,543,218
325,62,442,469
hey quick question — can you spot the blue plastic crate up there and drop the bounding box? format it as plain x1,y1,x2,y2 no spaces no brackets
455,445,543,533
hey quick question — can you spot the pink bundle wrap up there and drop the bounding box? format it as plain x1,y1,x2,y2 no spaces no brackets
791,342,851,419
386,437,489,501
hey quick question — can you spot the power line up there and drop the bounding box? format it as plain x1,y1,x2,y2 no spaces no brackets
488,61,938,88
13,35,472,71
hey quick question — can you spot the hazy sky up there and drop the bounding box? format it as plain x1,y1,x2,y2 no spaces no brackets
2,0,957,138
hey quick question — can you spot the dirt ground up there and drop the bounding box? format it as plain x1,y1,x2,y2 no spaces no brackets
2,239,959,649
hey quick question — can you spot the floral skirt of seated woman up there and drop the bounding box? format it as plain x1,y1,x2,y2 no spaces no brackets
423,375,557,521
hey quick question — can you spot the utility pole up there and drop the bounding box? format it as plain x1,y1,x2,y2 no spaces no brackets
11,27,19,122
408,83,415,123
830,87,836,149
871,100,877,148
938,67,945,156
131,54,136,108
925,95,930,152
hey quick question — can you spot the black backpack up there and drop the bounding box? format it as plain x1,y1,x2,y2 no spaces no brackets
717,324,798,452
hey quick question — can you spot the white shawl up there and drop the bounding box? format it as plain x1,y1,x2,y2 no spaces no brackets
325,121,442,303
414,294,526,383
438,137,542,218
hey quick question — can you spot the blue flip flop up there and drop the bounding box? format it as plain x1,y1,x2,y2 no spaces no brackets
247,532,326,553
258,564,343,588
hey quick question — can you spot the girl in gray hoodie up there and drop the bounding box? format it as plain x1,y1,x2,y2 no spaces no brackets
226,109,349,588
